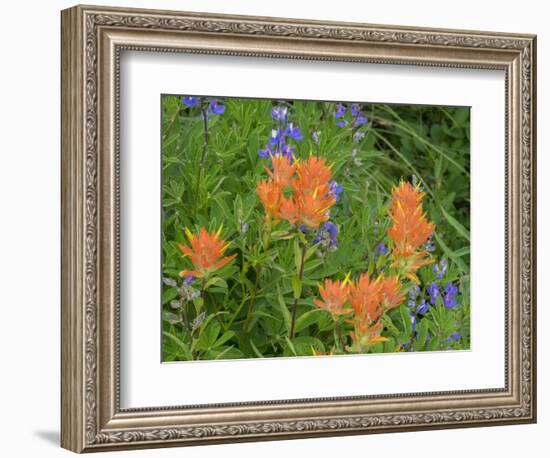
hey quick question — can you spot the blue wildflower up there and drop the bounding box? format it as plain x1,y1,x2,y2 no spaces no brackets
284,123,303,141
208,98,225,115
443,282,458,308
258,108,302,159
334,103,346,119
433,258,448,279
353,131,365,143
427,281,440,305
257,147,273,159
328,179,344,202
336,120,348,128
354,116,368,126
267,129,282,147
299,224,308,234
423,233,436,252
183,275,194,286
312,131,321,145
408,284,421,299
447,331,461,342
350,104,361,117
181,96,200,107
271,105,288,121
417,300,429,315
376,243,389,256
323,221,338,239
281,144,295,159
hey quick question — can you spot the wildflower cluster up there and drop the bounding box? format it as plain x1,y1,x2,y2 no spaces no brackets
162,95,470,361
314,273,405,352
388,181,435,283
258,105,303,159
181,96,225,115
334,103,369,131
257,155,339,229
177,227,236,279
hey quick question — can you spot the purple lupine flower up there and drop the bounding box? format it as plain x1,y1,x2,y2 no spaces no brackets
350,104,361,117
257,147,273,159
353,131,366,143
336,120,348,128
183,275,195,286
411,314,417,333
281,144,295,159
299,224,308,234
334,103,346,119
284,123,303,141
312,131,321,145
427,281,440,305
323,221,338,239
408,299,416,309
376,243,389,256
409,284,421,299
208,98,225,115
328,179,344,202
181,96,200,107
417,300,429,315
267,129,282,147
447,331,461,342
443,282,458,308
433,259,448,279
354,116,368,126
271,105,288,121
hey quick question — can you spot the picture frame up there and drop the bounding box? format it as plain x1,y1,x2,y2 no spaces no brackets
61,4,537,453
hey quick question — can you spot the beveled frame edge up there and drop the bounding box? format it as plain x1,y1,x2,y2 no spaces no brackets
60,4,537,453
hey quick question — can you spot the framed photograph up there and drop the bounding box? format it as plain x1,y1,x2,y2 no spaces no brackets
61,4,537,453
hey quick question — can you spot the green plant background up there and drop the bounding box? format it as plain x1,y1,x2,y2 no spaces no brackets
161,96,470,361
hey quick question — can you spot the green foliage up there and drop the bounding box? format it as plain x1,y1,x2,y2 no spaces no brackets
161,96,470,361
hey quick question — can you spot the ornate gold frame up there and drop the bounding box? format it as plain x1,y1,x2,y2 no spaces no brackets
61,4,537,453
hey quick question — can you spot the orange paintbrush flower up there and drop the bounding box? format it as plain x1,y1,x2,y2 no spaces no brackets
265,154,296,187
178,227,236,278
387,181,435,282
313,278,352,319
378,275,406,309
257,154,337,229
256,179,283,218
348,272,384,323
345,272,405,352
292,156,333,196
349,320,388,351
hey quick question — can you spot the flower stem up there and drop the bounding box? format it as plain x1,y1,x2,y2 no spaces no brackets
243,265,261,335
289,242,307,339
194,107,209,213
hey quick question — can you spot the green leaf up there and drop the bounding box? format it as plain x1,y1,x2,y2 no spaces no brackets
162,288,178,305
438,205,470,241
276,285,291,331
294,308,324,333
291,275,302,299
204,276,228,290
213,330,235,348
249,339,264,358
162,331,192,360
293,238,302,273
196,321,221,350
284,336,297,356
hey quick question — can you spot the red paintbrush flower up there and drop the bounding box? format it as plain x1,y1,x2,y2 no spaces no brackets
313,278,352,319
178,227,236,278
387,181,435,282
